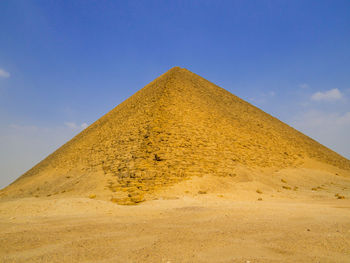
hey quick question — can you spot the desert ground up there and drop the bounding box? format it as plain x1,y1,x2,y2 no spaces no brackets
1,166,350,263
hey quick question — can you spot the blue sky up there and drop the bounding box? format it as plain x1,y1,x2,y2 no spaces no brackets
1,0,350,188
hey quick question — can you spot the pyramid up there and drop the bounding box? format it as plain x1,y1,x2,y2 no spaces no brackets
1,67,349,204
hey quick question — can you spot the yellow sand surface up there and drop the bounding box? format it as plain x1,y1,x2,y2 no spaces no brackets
1,170,350,262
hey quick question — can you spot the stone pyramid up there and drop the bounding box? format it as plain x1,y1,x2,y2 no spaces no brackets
2,67,349,204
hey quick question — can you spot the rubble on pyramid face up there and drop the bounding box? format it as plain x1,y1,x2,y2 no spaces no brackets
1,67,349,204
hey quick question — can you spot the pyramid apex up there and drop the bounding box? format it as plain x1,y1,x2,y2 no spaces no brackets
170,66,182,70
163,66,192,77
167,66,183,72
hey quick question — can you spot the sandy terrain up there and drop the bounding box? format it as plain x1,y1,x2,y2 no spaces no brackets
1,168,350,263
1,198,349,263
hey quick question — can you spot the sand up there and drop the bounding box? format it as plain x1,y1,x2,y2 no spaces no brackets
1,197,350,262
1,164,350,262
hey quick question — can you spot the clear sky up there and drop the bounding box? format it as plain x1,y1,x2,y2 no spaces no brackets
1,0,350,188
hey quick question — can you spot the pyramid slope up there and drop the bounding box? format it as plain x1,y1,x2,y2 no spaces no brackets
1,67,349,203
